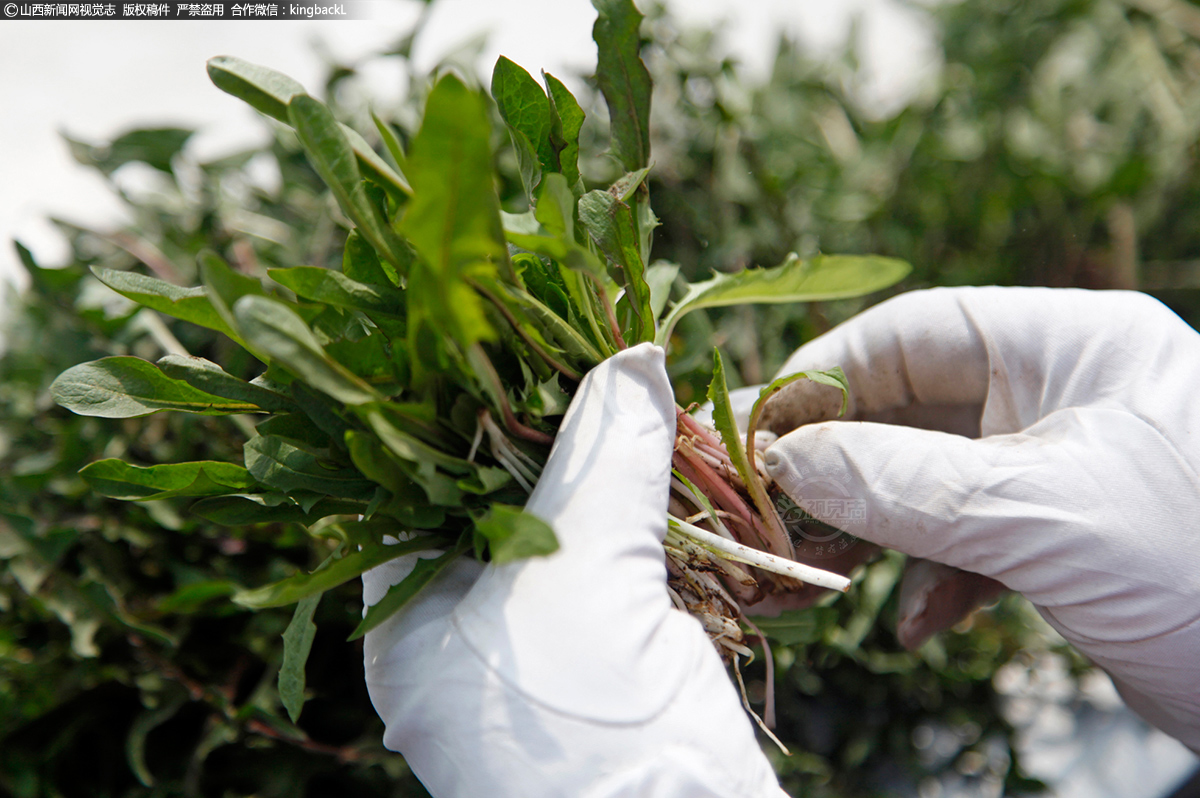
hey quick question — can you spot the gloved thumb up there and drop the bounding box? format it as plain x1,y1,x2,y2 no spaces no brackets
451,342,696,723
762,412,1121,609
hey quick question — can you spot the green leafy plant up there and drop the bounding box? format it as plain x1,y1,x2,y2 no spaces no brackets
48,0,907,730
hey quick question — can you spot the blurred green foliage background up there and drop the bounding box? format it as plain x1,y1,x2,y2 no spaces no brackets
5,0,1200,795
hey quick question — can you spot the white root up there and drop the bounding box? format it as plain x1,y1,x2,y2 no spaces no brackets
732,655,790,755
467,415,484,463
668,517,851,592
479,411,540,491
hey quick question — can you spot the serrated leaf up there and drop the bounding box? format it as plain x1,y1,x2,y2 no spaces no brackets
492,56,556,199
234,535,442,608
232,294,379,405
287,94,413,277
156,354,298,413
401,74,507,353
244,434,375,500
279,592,319,723
543,71,585,194
592,0,652,172
91,266,243,345
474,504,558,564
267,267,403,318
578,189,654,342
506,175,608,280
656,254,912,346
51,357,261,418
80,459,256,500
348,537,469,640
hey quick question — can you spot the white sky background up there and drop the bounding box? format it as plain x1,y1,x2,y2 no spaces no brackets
0,0,940,287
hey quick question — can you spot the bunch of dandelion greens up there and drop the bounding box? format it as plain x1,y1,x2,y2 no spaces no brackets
49,0,909,734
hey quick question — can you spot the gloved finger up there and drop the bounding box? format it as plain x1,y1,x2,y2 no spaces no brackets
761,288,992,434
894,559,1006,650
453,342,696,723
763,408,1200,643
763,287,1184,438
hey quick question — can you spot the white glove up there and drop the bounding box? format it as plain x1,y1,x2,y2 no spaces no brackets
362,343,787,798
761,286,1200,752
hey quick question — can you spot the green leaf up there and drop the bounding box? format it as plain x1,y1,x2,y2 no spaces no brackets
156,580,238,614
646,260,679,320
656,254,911,346
244,434,376,500
708,349,795,558
279,593,320,723
344,432,447,527
707,349,758,504
232,295,379,405
488,279,603,366
401,74,507,351
474,504,558,564
268,267,403,318
342,229,395,287
51,357,261,418
207,55,413,202
190,494,364,526
592,0,652,172
156,354,298,413
543,71,586,194
339,122,412,201
207,55,305,122
91,266,243,345
371,111,408,176
65,127,194,176
234,535,442,608
506,176,608,280
80,459,256,500
578,189,654,342
748,607,839,646
492,56,555,199
746,367,850,452
348,537,470,640
358,405,471,475
198,250,269,353
287,94,413,277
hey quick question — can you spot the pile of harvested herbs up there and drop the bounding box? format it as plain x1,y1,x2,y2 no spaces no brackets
49,0,908,732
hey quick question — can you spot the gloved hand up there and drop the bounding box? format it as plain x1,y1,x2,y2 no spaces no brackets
760,286,1200,751
362,343,787,798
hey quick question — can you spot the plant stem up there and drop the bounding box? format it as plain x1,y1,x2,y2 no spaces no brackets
588,273,626,349
470,279,582,381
